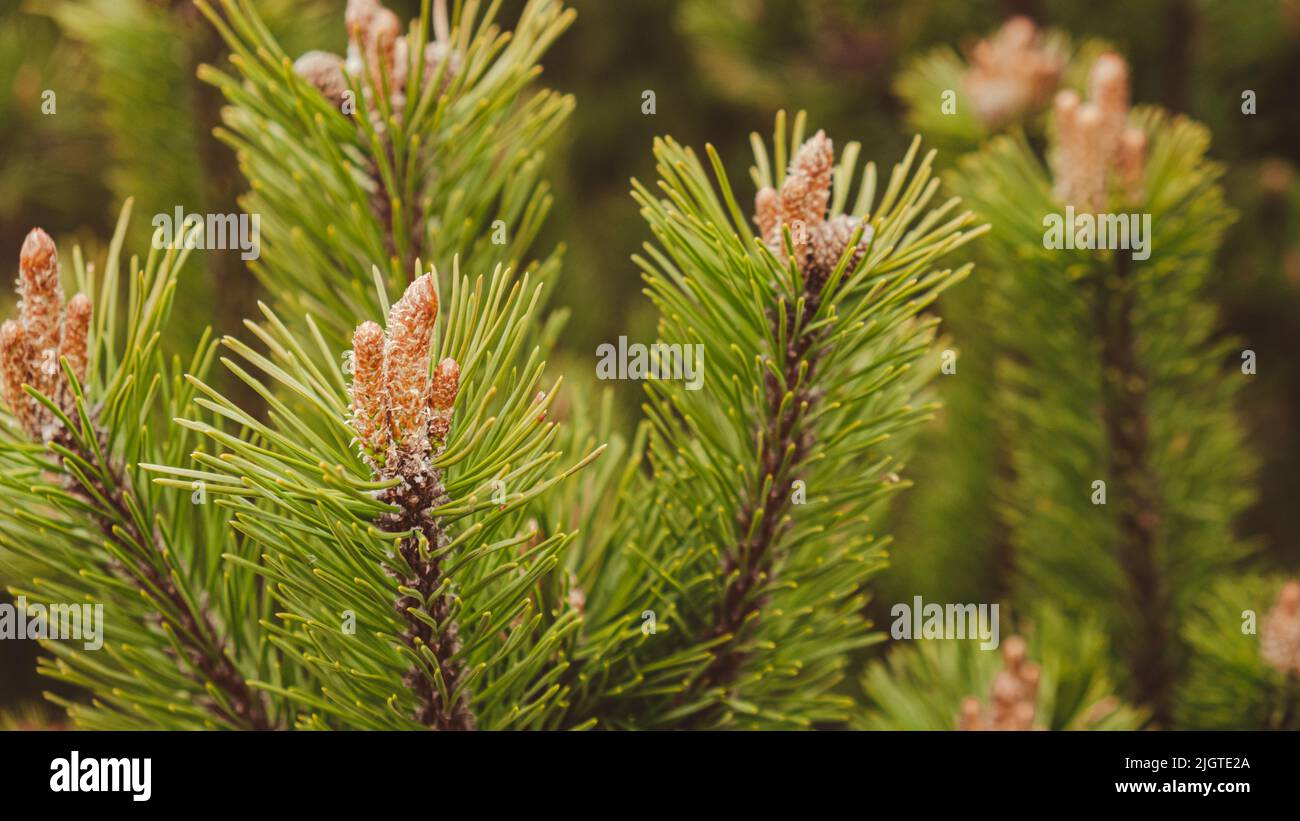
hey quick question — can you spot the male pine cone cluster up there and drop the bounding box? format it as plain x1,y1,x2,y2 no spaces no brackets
754,131,874,288
1260,580,1300,678
349,272,459,473
963,16,1065,129
1,229,91,442
293,0,460,118
1051,52,1147,210
959,636,1041,731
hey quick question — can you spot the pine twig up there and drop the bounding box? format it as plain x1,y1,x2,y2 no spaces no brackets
352,274,473,729
56,421,272,730
1095,251,1172,726
687,130,872,715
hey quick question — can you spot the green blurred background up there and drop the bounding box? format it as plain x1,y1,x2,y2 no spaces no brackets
2,0,1297,724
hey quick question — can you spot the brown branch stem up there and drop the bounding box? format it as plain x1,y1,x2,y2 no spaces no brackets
686,267,832,718
1095,251,1174,726
58,426,272,730
378,463,474,730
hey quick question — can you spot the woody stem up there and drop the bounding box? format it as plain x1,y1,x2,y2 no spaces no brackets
1095,251,1174,726
686,265,830,719
380,465,474,729
61,430,272,730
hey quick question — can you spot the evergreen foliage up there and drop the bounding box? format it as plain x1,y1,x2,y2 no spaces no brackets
951,105,1253,726
149,260,602,729
0,1,1284,734
861,606,1144,730
0,204,283,729
198,0,574,350
882,18,1104,609
890,22,1263,728
559,112,984,728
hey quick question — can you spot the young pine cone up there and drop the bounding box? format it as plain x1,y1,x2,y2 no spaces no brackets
294,0,460,113
293,51,349,109
349,320,389,456
428,357,459,442
963,16,1065,129
383,273,438,447
347,274,460,469
1261,580,1300,677
753,131,874,283
958,636,1041,730
1,229,92,441
1051,52,1147,210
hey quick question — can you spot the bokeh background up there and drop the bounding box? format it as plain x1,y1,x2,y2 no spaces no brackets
2,0,1298,724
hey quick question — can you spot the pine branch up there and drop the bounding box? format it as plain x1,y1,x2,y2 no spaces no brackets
387,496,473,729
150,260,603,729
882,17,1116,611
52,418,270,730
1094,249,1173,724
0,202,285,729
560,112,985,729
691,145,845,704
356,275,474,728
861,606,1144,731
947,53,1254,723
197,0,574,349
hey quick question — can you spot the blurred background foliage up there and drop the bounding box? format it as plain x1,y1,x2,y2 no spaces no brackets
1,0,1297,724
